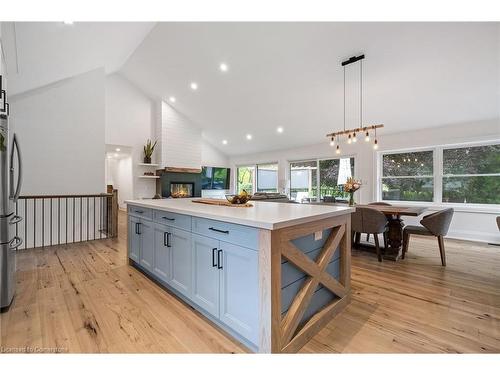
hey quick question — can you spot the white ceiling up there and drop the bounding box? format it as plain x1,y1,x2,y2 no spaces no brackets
120,22,500,156
1,22,155,95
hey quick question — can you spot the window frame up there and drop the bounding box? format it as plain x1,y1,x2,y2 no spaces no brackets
376,139,500,211
235,162,279,194
288,154,357,203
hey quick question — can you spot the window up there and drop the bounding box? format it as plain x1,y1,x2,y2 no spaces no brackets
256,163,278,192
236,163,278,194
381,150,434,202
290,160,317,202
236,166,255,193
379,142,500,206
442,144,500,204
319,158,354,200
290,157,355,203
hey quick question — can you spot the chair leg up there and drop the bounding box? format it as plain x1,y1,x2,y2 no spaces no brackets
437,235,446,266
402,231,410,259
366,234,370,242
383,232,388,250
374,234,382,262
355,232,361,246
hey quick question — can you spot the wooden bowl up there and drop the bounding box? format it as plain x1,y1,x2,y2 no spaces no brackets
225,194,251,205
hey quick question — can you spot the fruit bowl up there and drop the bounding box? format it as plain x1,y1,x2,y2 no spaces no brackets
225,192,252,205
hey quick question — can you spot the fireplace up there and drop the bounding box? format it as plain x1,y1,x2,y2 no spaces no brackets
170,182,194,198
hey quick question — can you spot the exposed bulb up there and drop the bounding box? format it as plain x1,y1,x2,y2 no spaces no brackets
329,137,335,147
347,134,352,144
365,131,370,142
336,145,340,154
373,139,379,150
352,132,357,142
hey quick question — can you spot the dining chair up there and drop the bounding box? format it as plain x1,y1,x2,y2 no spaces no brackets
402,208,454,266
352,207,388,262
366,202,392,243
497,216,500,231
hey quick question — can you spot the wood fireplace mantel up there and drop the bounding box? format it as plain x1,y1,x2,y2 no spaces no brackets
157,167,202,174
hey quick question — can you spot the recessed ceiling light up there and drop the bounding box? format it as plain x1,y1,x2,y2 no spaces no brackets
190,82,198,91
219,63,229,72
115,148,120,152
277,127,284,133
222,140,228,145
169,96,176,103
114,153,119,157
246,134,252,140
63,21,74,25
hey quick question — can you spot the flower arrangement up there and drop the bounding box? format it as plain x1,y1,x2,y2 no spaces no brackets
343,177,362,206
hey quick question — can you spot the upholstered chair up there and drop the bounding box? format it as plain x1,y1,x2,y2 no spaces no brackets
352,207,388,262
497,216,500,231
402,208,454,266
366,202,392,243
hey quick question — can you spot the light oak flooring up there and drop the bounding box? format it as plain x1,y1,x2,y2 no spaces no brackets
1,211,499,353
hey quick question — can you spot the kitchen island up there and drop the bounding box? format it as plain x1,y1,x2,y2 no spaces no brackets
125,198,354,353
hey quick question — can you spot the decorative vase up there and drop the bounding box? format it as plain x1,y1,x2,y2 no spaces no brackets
348,192,355,206
144,156,151,164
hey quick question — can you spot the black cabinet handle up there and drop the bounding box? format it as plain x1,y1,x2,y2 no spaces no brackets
163,232,168,246
212,248,218,267
135,210,144,214
162,216,175,221
137,222,141,235
209,227,229,234
135,222,139,234
217,249,223,269
166,232,172,248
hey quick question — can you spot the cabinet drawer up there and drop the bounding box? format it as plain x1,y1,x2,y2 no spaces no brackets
128,205,153,220
192,217,259,250
153,210,192,231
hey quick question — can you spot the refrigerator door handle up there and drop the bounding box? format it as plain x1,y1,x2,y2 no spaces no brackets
9,215,23,225
10,133,23,202
9,236,23,250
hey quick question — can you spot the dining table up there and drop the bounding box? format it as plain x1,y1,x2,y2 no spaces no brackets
352,204,429,260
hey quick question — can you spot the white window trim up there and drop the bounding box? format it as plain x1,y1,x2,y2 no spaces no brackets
235,162,279,194
376,139,500,213
288,154,358,203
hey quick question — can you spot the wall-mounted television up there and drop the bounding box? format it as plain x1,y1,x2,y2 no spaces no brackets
201,167,231,190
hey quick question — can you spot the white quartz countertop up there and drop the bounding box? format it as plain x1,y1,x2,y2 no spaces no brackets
125,199,354,230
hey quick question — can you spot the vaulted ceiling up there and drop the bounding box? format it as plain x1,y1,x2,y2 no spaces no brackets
120,22,500,156
1,22,155,95
3,22,499,156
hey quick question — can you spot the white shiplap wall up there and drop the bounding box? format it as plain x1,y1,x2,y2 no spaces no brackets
159,101,202,169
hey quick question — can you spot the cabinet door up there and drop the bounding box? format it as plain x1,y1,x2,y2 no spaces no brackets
153,223,171,283
219,242,259,345
191,234,220,317
128,216,141,263
169,227,193,297
139,219,154,272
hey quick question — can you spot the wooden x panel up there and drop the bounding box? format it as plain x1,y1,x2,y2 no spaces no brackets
280,224,346,345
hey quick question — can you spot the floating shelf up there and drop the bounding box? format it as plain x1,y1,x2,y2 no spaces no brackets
138,175,160,179
137,163,160,167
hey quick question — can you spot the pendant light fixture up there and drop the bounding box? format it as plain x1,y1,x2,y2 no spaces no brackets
326,54,383,152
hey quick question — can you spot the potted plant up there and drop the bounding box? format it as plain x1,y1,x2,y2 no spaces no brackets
143,139,157,164
343,177,362,206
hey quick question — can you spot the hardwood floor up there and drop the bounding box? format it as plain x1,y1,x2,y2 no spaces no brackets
1,211,499,353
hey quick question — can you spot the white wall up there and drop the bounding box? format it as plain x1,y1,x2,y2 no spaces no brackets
10,69,105,195
105,73,156,200
201,139,230,167
230,119,500,243
158,101,202,169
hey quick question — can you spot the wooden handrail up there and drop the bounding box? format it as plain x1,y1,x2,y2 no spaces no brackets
19,193,113,199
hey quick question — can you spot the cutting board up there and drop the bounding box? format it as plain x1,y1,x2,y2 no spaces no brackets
192,198,253,207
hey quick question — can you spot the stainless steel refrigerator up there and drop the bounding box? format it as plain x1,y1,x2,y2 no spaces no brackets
0,80,23,310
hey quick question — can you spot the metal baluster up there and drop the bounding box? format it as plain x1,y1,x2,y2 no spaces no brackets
58,198,61,245
93,197,96,240
25,199,28,249
99,196,102,239
42,198,44,247
33,198,36,248
73,198,75,243
87,197,89,241
80,197,82,242
50,199,53,246
66,198,68,244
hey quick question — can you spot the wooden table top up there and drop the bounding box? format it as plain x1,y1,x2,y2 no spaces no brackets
354,204,428,217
